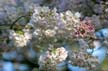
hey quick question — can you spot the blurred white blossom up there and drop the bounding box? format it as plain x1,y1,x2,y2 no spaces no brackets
39,47,68,71
9,29,32,47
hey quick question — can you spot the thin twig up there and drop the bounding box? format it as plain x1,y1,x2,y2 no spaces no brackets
10,14,31,29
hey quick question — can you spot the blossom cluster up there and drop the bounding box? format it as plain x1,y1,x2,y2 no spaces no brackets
28,6,81,48
74,17,95,38
68,47,99,70
9,29,32,47
38,47,68,71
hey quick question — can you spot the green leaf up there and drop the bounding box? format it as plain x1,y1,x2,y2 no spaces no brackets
15,30,24,35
